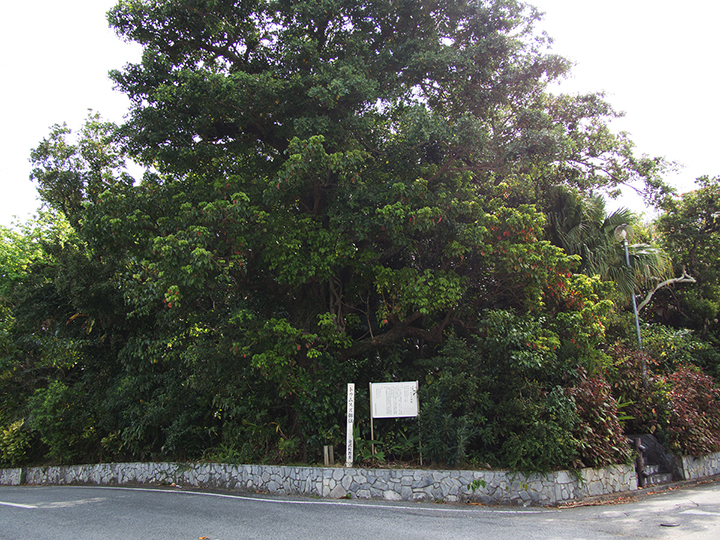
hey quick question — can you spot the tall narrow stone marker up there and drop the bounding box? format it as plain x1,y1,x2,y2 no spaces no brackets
346,383,355,467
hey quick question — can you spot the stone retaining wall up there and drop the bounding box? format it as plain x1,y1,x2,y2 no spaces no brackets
675,451,720,481
0,462,637,506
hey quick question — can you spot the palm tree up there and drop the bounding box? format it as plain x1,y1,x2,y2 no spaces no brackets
545,187,671,299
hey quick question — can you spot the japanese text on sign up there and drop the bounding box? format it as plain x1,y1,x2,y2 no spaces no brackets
370,381,418,418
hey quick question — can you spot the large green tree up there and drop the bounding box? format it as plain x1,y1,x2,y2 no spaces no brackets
16,0,670,467
95,0,661,349
655,176,720,339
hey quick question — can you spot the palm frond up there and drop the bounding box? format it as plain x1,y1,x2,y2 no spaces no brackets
545,187,672,300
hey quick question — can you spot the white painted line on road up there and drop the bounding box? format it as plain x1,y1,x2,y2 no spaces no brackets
680,509,719,516
0,501,38,509
75,485,557,515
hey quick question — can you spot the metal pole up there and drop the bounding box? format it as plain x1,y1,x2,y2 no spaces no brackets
624,239,643,351
625,239,647,385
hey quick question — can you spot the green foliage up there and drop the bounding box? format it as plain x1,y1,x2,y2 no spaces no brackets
419,395,477,468
469,478,487,493
0,223,43,300
382,424,420,462
2,0,702,471
473,299,613,471
416,323,610,472
545,187,671,300
655,176,720,342
27,380,100,464
566,370,633,468
0,420,31,467
607,344,668,436
0,213,72,342
607,342,720,457
665,365,720,456
496,386,579,473
29,113,132,226
643,324,720,378
352,424,385,465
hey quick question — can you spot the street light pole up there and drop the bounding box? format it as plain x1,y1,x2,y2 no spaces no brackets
616,223,647,386
623,236,644,352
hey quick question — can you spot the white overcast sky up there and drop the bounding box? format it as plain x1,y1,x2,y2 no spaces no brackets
1,0,718,228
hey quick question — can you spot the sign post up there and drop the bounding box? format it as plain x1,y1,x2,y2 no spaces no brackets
345,383,355,467
369,381,419,456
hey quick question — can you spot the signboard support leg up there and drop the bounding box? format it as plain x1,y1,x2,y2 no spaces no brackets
323,445,334,466
419,433,423,467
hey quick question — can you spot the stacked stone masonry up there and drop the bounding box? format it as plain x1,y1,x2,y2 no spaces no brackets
2,452,719,505
3,454,720,505
677,452,720,481
0,461,648,506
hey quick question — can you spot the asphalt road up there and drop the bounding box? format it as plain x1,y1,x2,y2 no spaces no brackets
1,480,719,539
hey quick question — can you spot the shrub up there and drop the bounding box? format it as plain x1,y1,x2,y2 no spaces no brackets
643,324,720,378
418,395,477,467
665,365,720,456
607,344,667,435
0,419,31,467
566,370,633,468
417,335,491,467
493,386,579,473
27,380,100,464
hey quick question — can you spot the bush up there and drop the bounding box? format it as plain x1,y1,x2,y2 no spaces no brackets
607,344,667,435
27,380,100,464
418,395,477,467
643,324,720,378
417,335,490,467
495,386,579,473
0,419,31,467
607,342,720,457
567,370,633,468
665,365,720,456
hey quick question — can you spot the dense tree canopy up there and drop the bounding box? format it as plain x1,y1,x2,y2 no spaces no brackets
654,177,720,341
3,0,718,470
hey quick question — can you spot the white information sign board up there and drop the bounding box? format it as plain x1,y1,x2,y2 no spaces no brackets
370,381,419,419
345,383,355,467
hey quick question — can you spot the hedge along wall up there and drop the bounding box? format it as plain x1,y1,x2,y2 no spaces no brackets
0,462,639,506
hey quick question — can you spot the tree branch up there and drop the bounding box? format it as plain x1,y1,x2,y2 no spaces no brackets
637,268,696,311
